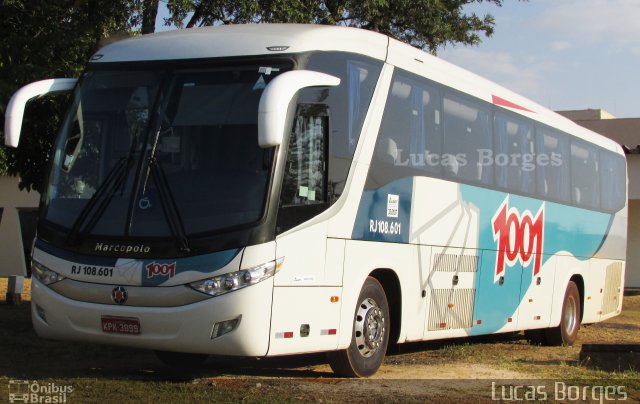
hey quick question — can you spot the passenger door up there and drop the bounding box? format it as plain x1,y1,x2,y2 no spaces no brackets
274,103,336,286
270,105,343,354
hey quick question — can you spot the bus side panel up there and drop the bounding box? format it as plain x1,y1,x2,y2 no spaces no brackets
268,286,342,356
594,203,628,261
268,238,346,355
590,203,627,322
422,246,479,339
584,258,607,324
410,177,482,339
549,257,624,328
598,260,625,322
458,186,549,336
274,222,331,286
516,254,556,331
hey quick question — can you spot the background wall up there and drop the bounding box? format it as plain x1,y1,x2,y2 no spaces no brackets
0,176,39,277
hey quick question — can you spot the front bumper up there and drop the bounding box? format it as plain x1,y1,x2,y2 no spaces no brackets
31,276,274,356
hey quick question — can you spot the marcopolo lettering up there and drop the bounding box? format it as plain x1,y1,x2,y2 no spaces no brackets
94,242,151,254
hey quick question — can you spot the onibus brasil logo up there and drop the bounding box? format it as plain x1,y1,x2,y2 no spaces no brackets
492,196,545,283
8,380,74,403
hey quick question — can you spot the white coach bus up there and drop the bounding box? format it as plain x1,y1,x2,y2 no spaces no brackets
5,24,627,377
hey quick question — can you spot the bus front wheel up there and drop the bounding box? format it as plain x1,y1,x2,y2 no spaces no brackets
544,281,581,346
327,277,390,377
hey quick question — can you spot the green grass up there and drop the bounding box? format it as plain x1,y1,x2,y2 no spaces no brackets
1,280,638,403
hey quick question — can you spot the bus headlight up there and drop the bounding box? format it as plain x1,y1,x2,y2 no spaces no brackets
189,257,283,297
32,260,66,285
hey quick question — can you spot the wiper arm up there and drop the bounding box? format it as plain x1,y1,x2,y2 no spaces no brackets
148,157,191,253
66,156,131,245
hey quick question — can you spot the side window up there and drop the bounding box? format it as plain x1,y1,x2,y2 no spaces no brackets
494,112,535,194
442,95,492,184
303,53,383,201
407,79,442,174
277,104,329,233
536,128,570,203
281,105,328,206
600,152,627,212
571,141,601,209
368,70,442,188
347,61,375,154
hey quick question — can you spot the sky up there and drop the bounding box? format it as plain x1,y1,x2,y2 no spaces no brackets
438,0,640,118
156,0,640,118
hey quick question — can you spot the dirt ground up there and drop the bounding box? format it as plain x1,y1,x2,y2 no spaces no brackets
0,278,638,403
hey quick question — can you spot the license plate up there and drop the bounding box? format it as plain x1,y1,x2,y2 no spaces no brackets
101,316,140,335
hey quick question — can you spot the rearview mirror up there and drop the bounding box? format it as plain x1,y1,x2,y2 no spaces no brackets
4,78,78,148
257,70,339,148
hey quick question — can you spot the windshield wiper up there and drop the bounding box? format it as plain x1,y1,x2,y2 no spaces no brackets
147,156,191,253
66,156,132,245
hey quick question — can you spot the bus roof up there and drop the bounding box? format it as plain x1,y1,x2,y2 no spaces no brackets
93,24,389,63
93,24,623,155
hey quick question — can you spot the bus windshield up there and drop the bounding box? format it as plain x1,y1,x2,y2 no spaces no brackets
43,62,289,242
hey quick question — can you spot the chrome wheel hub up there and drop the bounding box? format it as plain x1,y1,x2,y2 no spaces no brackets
564,295,577,335
354,297,386,358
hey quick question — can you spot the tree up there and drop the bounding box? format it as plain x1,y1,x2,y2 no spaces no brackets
1,0,506,192
0,0,138,192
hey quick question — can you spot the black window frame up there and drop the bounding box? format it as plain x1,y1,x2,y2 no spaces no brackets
367,66,627,214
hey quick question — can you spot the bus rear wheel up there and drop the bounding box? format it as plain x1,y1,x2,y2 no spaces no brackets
544,281,581,346
327,277,390,377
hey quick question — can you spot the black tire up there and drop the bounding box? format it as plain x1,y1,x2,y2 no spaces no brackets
155,350,209,369
327,277,390,377
544,281,581,346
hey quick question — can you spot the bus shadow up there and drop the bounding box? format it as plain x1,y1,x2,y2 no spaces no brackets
386,332,524,356
0,301,529,381
179,354,335,379
0,302,334,381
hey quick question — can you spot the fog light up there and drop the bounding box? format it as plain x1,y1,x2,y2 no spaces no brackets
211,316,241,339
36,304,47,323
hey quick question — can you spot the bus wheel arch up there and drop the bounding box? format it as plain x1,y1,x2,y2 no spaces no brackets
327,275,392,377
369,268,402,347
544,279,582,346
569,274,585,323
